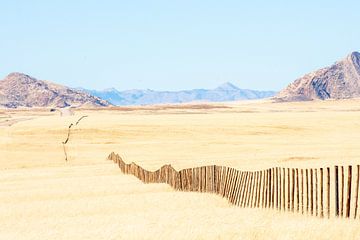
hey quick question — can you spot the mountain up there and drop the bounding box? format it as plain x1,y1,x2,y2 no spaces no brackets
84,82,276,106
0,72,111,108
275,51,360,101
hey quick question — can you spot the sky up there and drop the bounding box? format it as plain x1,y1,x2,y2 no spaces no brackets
0,0,359,91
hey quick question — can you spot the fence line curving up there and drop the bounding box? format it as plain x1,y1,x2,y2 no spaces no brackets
108,152,360,220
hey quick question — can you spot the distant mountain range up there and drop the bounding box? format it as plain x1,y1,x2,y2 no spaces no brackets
82,83,277,106
275,51,360,101
0,72,276,108
0,73,110,108
3,51,360,108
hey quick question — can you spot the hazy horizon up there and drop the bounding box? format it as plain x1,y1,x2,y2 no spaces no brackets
1,0,359,91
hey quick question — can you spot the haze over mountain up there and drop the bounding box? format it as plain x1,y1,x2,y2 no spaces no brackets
275,51,360,101
0,73,111,108
83,83,276,106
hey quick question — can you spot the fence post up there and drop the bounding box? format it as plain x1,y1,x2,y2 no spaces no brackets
291,168,295,212
346,166,352,218
253,172,258,207
279,168,282,211
246,171,253,207
355,166,360,219
268,169,271,208
188,168,193,191
283,168,286,211
320,168,324,218
252,171,258,207
327,167,330,218
226,168,235,199
237,171,245,205
203,166,207,193
275,168,279,210
241,172,249,207
310,169,313,215
214,166,220,194
289,168,292,212
221,167,229,197
335,166,339,217
301,169,304,214
341,166,344,217
234,172,244,205
220,167,227,196
306,169,309,214
296,168,300,212
257,171,262,208
229,170,239,203
262,170,267,208
271,168,275,209
269,168,274,208
246,172,253,207
239,171,247,206
315,169,318,216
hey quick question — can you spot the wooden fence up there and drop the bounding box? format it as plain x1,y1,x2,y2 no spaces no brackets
108,152,360,219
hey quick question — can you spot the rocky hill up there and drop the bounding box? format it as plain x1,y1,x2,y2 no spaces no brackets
0,72,110,108
275,51,360,101
84,82,276,106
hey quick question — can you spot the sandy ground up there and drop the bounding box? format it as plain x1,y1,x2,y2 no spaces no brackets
1,99,360,239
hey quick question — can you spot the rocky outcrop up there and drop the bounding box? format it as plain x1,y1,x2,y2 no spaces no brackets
275,52,360,101
0,72,111,108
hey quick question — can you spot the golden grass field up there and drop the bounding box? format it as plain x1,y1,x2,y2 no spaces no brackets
1,99,360,239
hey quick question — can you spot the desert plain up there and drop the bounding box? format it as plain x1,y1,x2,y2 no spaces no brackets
1,99,360,239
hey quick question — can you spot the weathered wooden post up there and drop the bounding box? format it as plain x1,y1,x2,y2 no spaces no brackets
257,171,262,208
296,168,300,212
269,168,273,209
315,169,318,216
327,167,330,218
341,166,344,217
274,168,279,209
279,167,282,211
239,172,246,205
301,169,304,214
271,168,275,209
283,168,286,211
291,168,295,212
220,167,227,196
262,170,266,208
306,169,309,214
241,172,249,207
250,171,256,207
234,172,244,205
266,169,270,209
245,171,252,207
335,166,339,217
320,168,324,218
288,168,291,211
233,171,241,205
229,170,239,203
252,171,257,207
346,166,352,218
355,166,360,219
310,169,314,215
226,168,235,199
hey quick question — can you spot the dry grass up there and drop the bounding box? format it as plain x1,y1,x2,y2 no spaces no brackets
1,99,360,239
1,163,360,240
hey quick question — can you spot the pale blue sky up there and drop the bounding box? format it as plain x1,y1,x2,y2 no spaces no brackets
0,0,359,91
